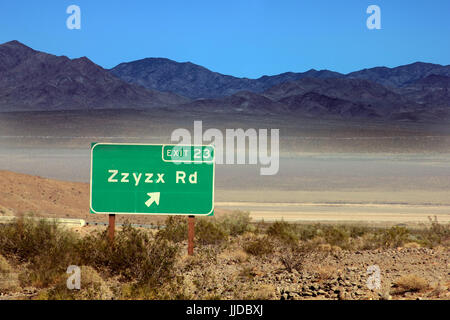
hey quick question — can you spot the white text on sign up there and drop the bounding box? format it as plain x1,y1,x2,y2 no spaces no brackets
107,170,198,186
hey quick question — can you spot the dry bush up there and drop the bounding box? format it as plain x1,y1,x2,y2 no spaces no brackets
319,226,351,249
243,236,274,256
0,219,179,296
0,254,19,293
0,254,11,273
158,212,249,246
267,221,298,244
393,274,429,294
279,245,311,273
195,218,228,245
378,226,410,248
156,216,187,243
419,216,450,248
38,266,113,300
0,217,79,287
216,211,251,236
78,266,113,299
0,217,77,262
352,233,380,250
79,224,178,286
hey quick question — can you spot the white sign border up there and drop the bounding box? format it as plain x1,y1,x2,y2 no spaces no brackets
89,143,215,216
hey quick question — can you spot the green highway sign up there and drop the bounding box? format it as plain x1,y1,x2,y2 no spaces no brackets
90,143,215,216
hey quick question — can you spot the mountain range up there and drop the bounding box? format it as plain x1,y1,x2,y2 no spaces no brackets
1,40,449,121
0,41,187,112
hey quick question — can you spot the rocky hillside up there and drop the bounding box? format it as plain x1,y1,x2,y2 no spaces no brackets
0,41,188,112
110,57,343,99
347,62,450,88
179,78,426,120
110,55,450,120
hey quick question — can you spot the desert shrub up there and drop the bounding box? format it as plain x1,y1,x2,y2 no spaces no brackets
156,216,187,243
0,218,179,292
351,233,380,250
243,236,274,256
392,274,429,294
378,226,410,248
195,218,227,245
280,223,377,244
158,213,247,245
418,216,450,248
296,224,320,241
0,218,78,262
280,245,311,273
138,238,179,286
79,224,178,286
253,220,269,235
267,221,298,244
0,218,79,287
216,211,251,236
346,225,376,238
107,224,153,280
320,226,351,249
38,266,113,300
0,254,11,274
75,229,110,271
0,254,19,293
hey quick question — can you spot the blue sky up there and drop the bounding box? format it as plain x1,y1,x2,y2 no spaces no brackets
0,0,449,78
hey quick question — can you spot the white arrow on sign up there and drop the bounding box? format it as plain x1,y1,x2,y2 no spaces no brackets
145,192,160,207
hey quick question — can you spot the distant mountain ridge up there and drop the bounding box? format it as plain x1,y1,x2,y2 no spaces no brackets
110,56,450,120
1,40,450,121
347,62,450,88
110,58,450,99
110,58,344,99
0,41,187,112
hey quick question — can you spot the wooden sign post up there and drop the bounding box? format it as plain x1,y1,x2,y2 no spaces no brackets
188,216,195,255
108,214,115,243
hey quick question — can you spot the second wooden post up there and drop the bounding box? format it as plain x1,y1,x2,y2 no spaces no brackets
188,215,195,255
108,214,116,244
